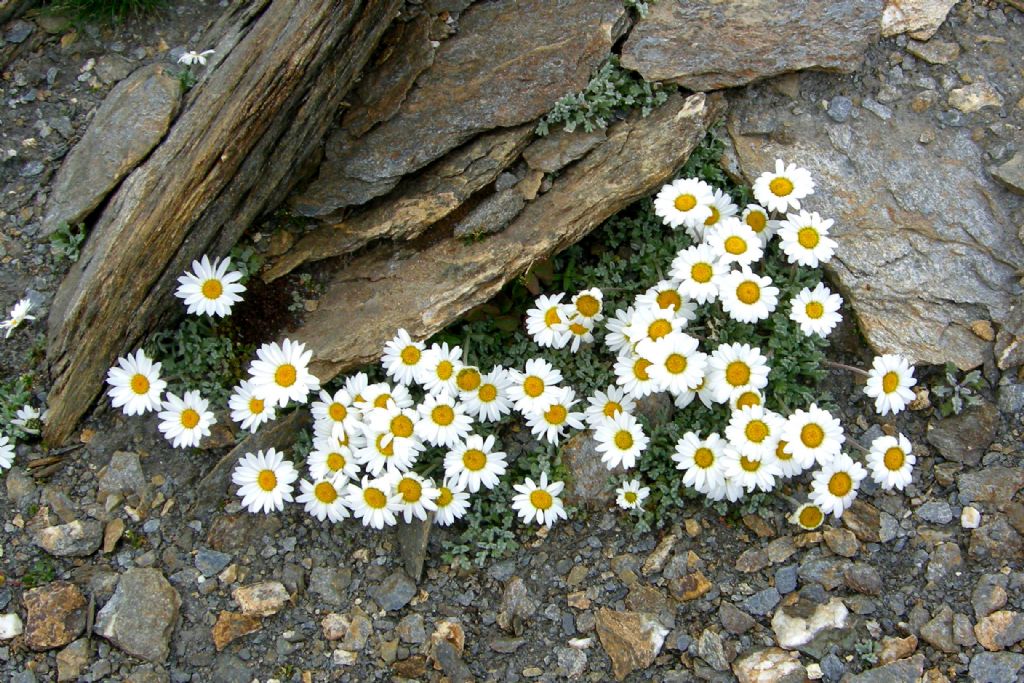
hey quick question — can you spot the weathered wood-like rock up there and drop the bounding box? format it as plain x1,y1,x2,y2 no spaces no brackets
292,0,629,214
42,64,182,236
43,0,403,445
620,0,880,91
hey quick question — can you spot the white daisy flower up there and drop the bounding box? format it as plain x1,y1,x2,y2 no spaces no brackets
723,448,780,493
635,281,698,322
248,338,320,408
866,433,915,491
725,405,784,459
434,477,471,526
508,358,563,415
462,366,513,422
625,305,687,348
614,353,658,399
790,502,825,530
356,430,420,477
771,438,809,478
366,403,423,458
790,283,843,337
565,315,596,353
343,372,370,404
693,188,738,243
157,390,215,449
1,298,36,338
716,266,779,324
346,475,402,529
864,354,917,416
653,177,714,230
511,472,568,528
780,403,845,469
525,294,571,349
444,433,507,492
637,333,707,396
416,392,473,448
381,328,426,386
571,287,604,323
706,343,771,403
0,434,14,470
707,218,764,267
778,210,838,267
356,382,413,416
729,388,763,411
752,159,815,214
809,453,866,518
308,438,360,482
453,365,484,396
323,421,366,453
391,471,440,523
106,349,167,416
297,476,351,523
615,479,650,510
231,448,298,514
604,306,638,356
12,405,43,436
417,342,463,395
594,411,649,470
741,204,779,245
229,380,276,433
526,386,585,445
705,473,746,502
311,388,360,439
669,244,727,305
584,385,636,429
174,255,246,318
178,49,214,66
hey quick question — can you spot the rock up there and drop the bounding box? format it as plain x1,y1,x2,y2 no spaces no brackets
775,565,799,594
0,613,24,639
397,614,426,644
972,575,1008,620
5,19,32,43
308,566,352,607
736,548,771,573
733,647,805,683
32,519,104,557
822,527,859,557
97,452,149,503
497,576,539,633
395,516,431,582
392,655,428,678
595,609,669,680
878,635,918,665
906,39,960,64
949,82,1004,114
642,532,678,576
969,652,1024,683
771,598,848,650
916,501,954,524
233,581,289,616
926,542,962,584
920,605,957,653
434,639,474,683
556,645,587,679
195,548,232,578
56,638,91,682
22,582,86,651
843,563,882,595
559,431,618,508
95,54,134,85
974,611,1024,652
697,629,730,672
322,609,372,651
720,603,757,635
371,571,417,612
962,506,982,529
842,500,882,543
728,86,1024,370
95,569,179,662
212,611,261,651
955,613,978,647
296,0,628,212
523,128,607,173
991,153,1024,196
453,189,526,239
620,0,880,91
927,403,999,466
668,571,713,601
847,654,925,682
42,65,182,236
798,557,847,590
102,518,124,554
958,467,1024,505
881,0,958,39
969,517,1024,561
743,588,781,617
827,96,854,123
6,467,37,508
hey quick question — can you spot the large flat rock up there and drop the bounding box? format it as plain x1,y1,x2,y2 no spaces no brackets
620,0,880,92
727,86,1024,370
292,0,628,215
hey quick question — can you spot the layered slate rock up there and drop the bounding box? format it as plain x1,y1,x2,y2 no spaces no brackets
727,85,1024,369
292,0,629,215
95,568,180,662
620,0,881,92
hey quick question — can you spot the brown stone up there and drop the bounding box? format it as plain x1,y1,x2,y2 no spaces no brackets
669,571,712,601
522,127,607,174
823,527,860,558
975,611,1024,652
642,532,678,576
103,518,124,554
212,611,261,651
742,514,774,538
595,608,669,681
842,500,882,543
233,581,290,616
735,548,771,573
392,654,428,678
23,582,86,651
969,517,1024,561
881,0,958,39
878,634,918,665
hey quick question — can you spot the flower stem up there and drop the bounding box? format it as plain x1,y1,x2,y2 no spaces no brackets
824,360,870,378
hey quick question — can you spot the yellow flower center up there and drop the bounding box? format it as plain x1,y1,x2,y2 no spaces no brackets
363,487,387,509
736,281,761,305
397,477,422,503
775,440,792,461
432,404,455,426
745,420,769,443
624,491,638,503
884,447,905,471
436,360,454,381
257,469,277,492
391,415,414,438
648,319,672,340
248,397,265,415
437,487,453,507
691,262,713,283
326,452,346,472
704,206,720,226
523,376,545,398
462,449,487,471
633,359,652,381
530,489,553,510
797,227,820,249
735,391,761,409
570,322,588,336
374,394,391,408
275,364,297,388
746,211,767,233
674,193,697,211
665,353,687,375
805,301,824,319
740,456,761,472
180,408,200,429
130,373,150,394
614,430,634,450
726,361,751,387
694,447,714,468
201,279,223,299
828,472,853,497
656,290,682,311
798,504,823,529
400,346,421,365
544,307,562,327
545,404,568,425
456,368,481,392
881,371,899,394
770,177,794,197
576,294,600,318
603,401,622,418
329,402,347,422
724,236,747,255
800,423,825,448
375,434,394,457
314,481,338,504
478,384,498,402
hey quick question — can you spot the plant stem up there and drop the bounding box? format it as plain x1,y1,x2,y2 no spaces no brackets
824,360,869,378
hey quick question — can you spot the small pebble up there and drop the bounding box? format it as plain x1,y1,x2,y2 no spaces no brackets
961,506,981,529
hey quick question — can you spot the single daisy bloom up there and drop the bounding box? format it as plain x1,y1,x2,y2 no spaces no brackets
507,358,563,415
174,255,246,317
366,404,423,458
723,448,780,493
864,354,917,416
462,366,513,422
323,421,366,453
178,49,214,66
229,380,276,433
584,385,636,429
565,314,596,353
381,328,426,386
778,210,838,267
297,477,351,523
594,411,649,470
416,392,473,448
716,266,779,324
624,305,687,348
653,177,714,230
525,294,571,349
809,453,866,518
729,388,763,411
343,372,370,404
1,298,35,338
790,283,843,337
346,476,402,529
0,434,14,470
12,405,43,436
571,287,604,323
866,433,916,491
511,472,568,528
635,281,697,322
356,430,420,477
615,479,650,510
454,365,484,396
157,390,215,449
780,403,845,468
771,438,808,478
311,388,360,439
356,382,413,415
417,342,463,396
526,386,585,445
725,405,784,459
444,433,508,492
604,307,637,356
231,448,298,514
106,349,167,416
706,343,771,403
790,502,825,531
669,244,727,305
741,204,779,245
248,338,320,408
752,159,815,213
308,438,361,482
637,334,707,396
434,477,471,526
693,188,738,243
391,471,441,523
614,353,658,399
706,218,764,267
705,473,746,503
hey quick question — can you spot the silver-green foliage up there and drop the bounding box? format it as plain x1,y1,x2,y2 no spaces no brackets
932,362,984,417
49,222,87,263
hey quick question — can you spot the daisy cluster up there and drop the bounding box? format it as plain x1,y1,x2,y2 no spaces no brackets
0,297,45,472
